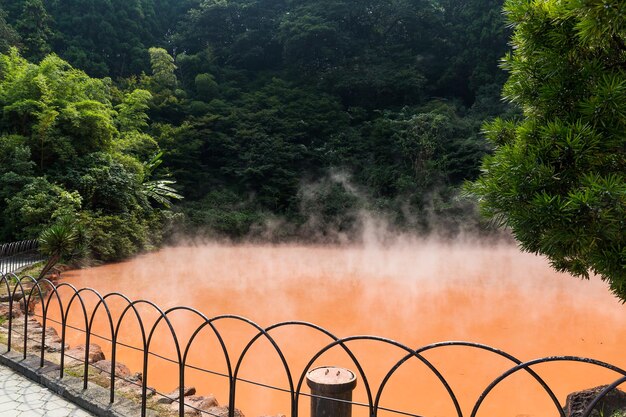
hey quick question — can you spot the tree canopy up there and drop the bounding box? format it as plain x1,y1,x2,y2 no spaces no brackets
0,0,514,256
469,0,626,300
0,48,179,261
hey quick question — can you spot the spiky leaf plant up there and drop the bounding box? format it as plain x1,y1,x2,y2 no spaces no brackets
38,215,86,280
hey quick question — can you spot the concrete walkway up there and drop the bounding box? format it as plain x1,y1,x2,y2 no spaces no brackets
0,363,94,417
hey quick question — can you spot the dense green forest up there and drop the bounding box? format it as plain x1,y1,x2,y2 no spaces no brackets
0,0,514,262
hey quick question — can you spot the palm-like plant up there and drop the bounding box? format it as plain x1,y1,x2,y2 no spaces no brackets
38,216,86,280
142,179,182,209
141,151,183,209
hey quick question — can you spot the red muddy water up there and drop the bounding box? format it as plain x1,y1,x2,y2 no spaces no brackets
43,241,626,417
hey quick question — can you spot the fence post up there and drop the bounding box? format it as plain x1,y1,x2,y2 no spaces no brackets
306,366,357,417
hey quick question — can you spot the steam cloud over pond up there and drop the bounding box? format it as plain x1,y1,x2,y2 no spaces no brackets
50,241,626,417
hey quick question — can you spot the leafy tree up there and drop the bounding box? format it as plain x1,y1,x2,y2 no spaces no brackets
79,210,165,262
142,47,185,122
116,89,152,132
44,0,149,76
3,177,82,240
60,152,142,214
435,0,509,104
194,73,218,101
14,0,52,61
469,0,626,299
0,50,116,169
179,189,261,239
0,6,19,53
148,47,177,90
0,49,178,261
0,135,35,202
326,102,486,198
174,0,286,70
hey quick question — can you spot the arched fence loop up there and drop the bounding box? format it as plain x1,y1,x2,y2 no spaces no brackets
409,341,564,417
10,274,30,357
1,278,626,417
293,335,462,417
98,292,141,403
469,357,626,417
241,321,376,417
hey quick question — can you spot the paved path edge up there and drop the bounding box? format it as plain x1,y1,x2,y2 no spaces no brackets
0,350,153,417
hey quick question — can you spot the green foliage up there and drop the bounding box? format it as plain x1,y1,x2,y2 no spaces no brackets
141,151,183,208
326,103,488,199
116,89,152,132
0,50,116,169
40,0,191,77
80,211,164,262
148,47,177,90
0,7,20,53
3,177,82,239
0,49,179,261
60,152,142,213
14,0,51,61
180,189,261,239
436,0,511,104
0,135,35,201
194,73,218,101
469,0,626,300
296,176,362,242
0,0,516,250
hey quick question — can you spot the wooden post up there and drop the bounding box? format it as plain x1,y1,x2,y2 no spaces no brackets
306,366,357,417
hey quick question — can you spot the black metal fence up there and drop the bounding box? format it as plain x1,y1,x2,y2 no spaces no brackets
0,240,44,274
1,272,626,417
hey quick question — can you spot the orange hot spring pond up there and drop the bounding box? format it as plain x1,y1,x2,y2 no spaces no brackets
41,241,626,417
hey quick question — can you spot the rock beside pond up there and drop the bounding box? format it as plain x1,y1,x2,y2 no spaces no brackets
203,406,245,417
0,292,25,302
116,380,157,398
65,344,105,366
157,386,197,404
0,315,66,352
0,302,23,319
167,394,219,416
29,324,67,353
564,386,626,417
92,360,131,378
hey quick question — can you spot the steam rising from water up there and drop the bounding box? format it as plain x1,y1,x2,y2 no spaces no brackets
53,239,626,417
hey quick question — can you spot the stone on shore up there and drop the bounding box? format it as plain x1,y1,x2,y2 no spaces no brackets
0,302,23,319
202,406,245,417
168,394,220,416
65,344,105,366
0,292,25,302
92,360,132,378
157,386,197,404
564,386,626,417
30,324,67,353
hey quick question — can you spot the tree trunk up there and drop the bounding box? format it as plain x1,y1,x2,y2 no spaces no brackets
38,252,60,281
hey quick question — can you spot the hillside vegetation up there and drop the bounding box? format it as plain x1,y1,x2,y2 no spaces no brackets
0,0,512,260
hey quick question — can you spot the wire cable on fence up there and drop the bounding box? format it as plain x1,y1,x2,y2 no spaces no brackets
11,312,424,417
